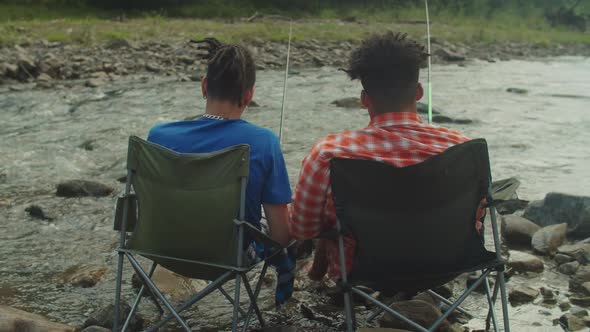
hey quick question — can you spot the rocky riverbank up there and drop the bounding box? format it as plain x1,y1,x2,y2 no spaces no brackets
1,37,589,90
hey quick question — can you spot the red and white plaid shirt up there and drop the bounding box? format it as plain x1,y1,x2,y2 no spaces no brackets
289,112,470,280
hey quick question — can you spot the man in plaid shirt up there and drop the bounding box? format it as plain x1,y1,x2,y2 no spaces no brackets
289,32,471,281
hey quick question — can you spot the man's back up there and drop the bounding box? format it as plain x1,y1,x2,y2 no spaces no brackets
148,117,291,227
290,112,469,279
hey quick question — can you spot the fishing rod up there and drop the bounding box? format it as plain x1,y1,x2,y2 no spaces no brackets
278,21,293,145
425,0,433,125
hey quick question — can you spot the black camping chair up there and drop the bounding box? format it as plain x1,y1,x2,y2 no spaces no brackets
328,139,510,332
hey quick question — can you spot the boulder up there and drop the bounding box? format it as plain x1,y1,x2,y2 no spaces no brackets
331,97,361,109
56,180,113,198
559,261,581,275
495,199,529,215
378,300,450,330
531,223,567,255
523,193,590,238
57,264,108,288
501,215,540,247
560,313,586,331
0,305,74,331
507,250,544,273
83,303,143,331
131,266,207,303
558,240,590,264
508,286,539,305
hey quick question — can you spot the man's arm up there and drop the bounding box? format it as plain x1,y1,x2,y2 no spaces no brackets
263,203,291,247
289,141,332,240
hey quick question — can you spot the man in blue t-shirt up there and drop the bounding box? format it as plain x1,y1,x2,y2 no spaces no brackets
147,39,292,248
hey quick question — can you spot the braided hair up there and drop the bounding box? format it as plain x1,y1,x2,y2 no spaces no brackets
192,38,256,107
342,32,429,112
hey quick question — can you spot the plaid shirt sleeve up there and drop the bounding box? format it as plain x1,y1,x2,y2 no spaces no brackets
289,139,334,240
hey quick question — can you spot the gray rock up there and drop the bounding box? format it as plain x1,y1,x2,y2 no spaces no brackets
331,97,361,109
555,253,575,265
501,215,541,247
571,297,590,307
506,87,528,94
507,250,544,273
416,102,442,115
495,199,529,215
508,286,539,305
558,240,590,264
570,306,589,317
531,223,567,255
57,264,108,288
83,303,143,331
0,305,74,331
560,313,586,331
56,180,114,198
379,300,451,330
558,261,580,275
523,193,590,238
569,266,590,294
25,204,53,221
85,78,107,88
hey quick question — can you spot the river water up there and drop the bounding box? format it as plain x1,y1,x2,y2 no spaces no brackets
0,57,589,331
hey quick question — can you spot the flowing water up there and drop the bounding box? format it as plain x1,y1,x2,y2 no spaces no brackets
0,57,589,331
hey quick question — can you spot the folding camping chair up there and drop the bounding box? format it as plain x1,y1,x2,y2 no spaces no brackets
327,139,510,332
113,136,283,332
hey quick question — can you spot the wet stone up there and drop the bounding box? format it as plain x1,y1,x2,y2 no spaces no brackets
82,326,111,332
57,264,108,288
83,303,144,331
378,300,450,331
555,253,575,265
506,87,528,94
558,240,590,264
56,180,114,198
559,261,580,275
524,193,590,239
25,204,53,221
560,313,586,331
570,297,590,308
570,307,589,318
508,250,544,273
531,223,567,255
331,97,361,109
509,286,539,306
501,215,540,247
0,305,74,331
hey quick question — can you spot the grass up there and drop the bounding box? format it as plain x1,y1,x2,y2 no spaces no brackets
0,3,588,47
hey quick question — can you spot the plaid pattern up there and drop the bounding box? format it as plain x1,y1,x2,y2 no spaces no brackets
289,112,470,280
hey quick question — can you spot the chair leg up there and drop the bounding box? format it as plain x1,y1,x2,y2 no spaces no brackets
232,273,242,332
241,262,269,332
483,275,499,332
147,271,234,332
126,254,191,331
486,273,501,331
498,270,511,332
218,286,247,318
121,262,158,332
241,274,265,328
113,252,125,332
343,288,355,332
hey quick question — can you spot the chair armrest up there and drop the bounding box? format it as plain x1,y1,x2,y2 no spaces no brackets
235,220,283,250
113,194,137,232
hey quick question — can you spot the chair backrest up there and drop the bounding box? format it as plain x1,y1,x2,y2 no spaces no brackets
124,136,249,277
330,139,494,287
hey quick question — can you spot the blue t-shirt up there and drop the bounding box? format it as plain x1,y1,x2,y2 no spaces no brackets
147,118,292,227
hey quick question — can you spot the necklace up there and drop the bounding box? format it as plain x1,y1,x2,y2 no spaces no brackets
202,114,227,121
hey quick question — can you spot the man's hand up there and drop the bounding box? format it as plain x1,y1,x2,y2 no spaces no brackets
263,203,292,247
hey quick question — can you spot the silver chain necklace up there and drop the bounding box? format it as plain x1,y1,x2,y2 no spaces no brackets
202,114,227,121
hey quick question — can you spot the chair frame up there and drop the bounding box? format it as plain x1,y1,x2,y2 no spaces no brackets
328,154,511,332
112,141,282,332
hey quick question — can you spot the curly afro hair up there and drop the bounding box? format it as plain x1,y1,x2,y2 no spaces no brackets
343,32,429,112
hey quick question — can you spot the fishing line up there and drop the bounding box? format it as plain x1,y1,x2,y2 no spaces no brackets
278,21,293,145
425,0,433,124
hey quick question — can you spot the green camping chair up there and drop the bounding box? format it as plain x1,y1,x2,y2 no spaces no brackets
327,139,510,332
113,136,283,332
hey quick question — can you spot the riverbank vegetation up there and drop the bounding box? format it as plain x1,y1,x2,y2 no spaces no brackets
0,0,588,46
